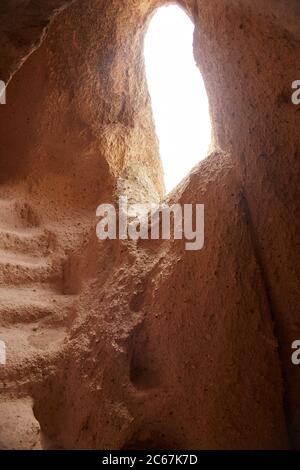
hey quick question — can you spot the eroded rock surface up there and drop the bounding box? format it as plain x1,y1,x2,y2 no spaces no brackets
0,0,74,83
0,0,299,449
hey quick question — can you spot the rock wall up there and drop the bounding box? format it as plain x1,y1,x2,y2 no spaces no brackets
0,0,75,84
0,0,299,449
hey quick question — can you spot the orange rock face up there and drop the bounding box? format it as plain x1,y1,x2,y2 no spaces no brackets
0,0,300,450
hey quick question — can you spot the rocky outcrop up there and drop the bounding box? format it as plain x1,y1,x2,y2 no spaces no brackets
0,0,299,449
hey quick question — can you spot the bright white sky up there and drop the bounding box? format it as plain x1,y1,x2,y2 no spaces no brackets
144,5,212,193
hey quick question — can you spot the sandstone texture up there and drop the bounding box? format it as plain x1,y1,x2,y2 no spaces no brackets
0,0,299,450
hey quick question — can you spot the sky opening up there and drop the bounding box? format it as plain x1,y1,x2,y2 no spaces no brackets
144,5,212,193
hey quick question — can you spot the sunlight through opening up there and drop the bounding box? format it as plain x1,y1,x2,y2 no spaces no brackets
144,5,212,194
